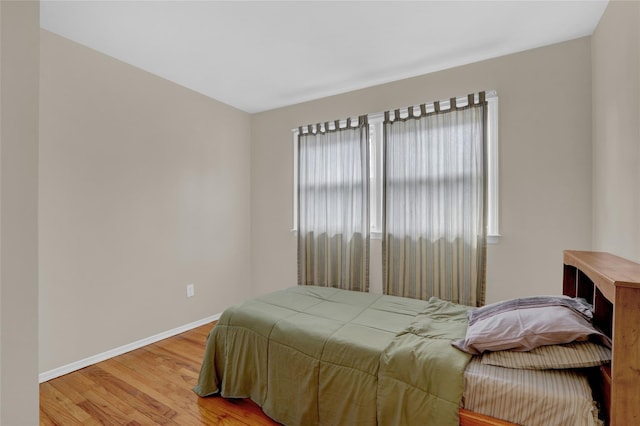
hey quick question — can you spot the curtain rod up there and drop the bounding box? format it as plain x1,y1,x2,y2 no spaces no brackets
292,90,497,133
370,90,496,123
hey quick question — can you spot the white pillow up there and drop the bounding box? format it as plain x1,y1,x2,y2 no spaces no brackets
452,296,610,355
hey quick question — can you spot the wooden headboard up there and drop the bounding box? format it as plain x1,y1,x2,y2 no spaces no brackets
563,250,640,426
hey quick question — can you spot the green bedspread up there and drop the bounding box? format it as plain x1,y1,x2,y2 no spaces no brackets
194,286,471,426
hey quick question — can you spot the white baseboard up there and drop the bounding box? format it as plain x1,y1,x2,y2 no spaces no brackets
39,313,221,383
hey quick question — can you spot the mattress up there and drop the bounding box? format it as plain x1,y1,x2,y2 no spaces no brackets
464,357,602,426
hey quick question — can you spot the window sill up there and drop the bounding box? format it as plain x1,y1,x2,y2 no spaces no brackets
487,234,501,244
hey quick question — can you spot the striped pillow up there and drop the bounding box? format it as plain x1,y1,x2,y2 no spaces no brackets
480,341,611,370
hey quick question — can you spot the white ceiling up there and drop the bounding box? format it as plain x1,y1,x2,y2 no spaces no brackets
40,1,608,113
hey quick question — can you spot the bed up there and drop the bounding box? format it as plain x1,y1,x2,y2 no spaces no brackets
194,250,640,425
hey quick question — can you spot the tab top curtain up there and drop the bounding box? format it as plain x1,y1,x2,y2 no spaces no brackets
383,93,487,306
298,116,370,292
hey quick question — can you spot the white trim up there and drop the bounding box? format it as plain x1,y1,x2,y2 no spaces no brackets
369,118,383,236
292,128,298,233
38,312,221,383
486,93,500,242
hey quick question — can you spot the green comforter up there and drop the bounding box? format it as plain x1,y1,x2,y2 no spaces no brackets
194,286,471,426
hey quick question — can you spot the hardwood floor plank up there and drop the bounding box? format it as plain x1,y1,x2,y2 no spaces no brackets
40,323,280,425
99,358,213,425
50,370,111,407
40,382,97,425
39,408,58,426
199,397,281,426
77,394,143,426
71,370,166,426
112,349,269,425
179,327,213,345
81,365,181,425
154,335,208,363
52,368,156,425
117,348,197,393
143,343,202,376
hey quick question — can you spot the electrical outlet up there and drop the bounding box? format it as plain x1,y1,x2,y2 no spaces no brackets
186,284,195,298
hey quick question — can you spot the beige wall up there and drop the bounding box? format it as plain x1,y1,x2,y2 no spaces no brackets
0,1,40,424
592,0,640,262
39,31,252,373
251,38,593,303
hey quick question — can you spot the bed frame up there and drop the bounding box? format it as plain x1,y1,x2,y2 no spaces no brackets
459,250,640,426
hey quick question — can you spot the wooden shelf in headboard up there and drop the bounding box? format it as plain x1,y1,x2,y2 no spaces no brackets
563,250,640,426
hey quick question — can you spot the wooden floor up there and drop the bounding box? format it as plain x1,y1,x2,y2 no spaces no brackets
40,323,280,425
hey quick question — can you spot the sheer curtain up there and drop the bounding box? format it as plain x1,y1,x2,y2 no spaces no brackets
298,116,370,292
383,93,487,306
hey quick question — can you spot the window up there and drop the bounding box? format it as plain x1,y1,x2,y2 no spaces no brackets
293,91,499,243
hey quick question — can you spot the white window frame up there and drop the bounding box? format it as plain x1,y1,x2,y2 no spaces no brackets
292,91,500,243
486,92,500,243
368,117,384,239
